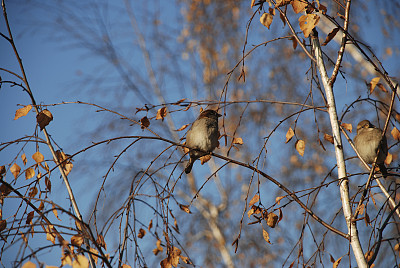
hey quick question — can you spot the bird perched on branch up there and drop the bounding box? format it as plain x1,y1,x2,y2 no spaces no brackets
354,120,388,177
184,109,221,174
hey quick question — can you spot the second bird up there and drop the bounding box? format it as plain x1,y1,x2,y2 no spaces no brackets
354,119,388,177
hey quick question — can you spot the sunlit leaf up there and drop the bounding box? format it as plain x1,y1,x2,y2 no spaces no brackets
14,105,32,120
53,204,61,221
299,14,320,38
25,168,35,180
324,133,334,144
46,225,56,244
32,151,44,164
391,127,400,141
200,154,211,165
72,255,89,268
295,140,305,156
10,163,21,180
22,153,27,165
267,212,278,228
333,256,343,268
285,127,295,143
89,248,99,264
153,239,163,255
156,107,167,121
341,123,352,133
385,152,393,165
260,13,273,29
71,235,84,246
369,77,380,93
232,137,244,145
275,196,284,205
249,194,260,207
262,228,271,244
179,204,191,214
275,0,291,7
291,0,307,13
322,27,340,46
250,0,256,8
21,261,36,268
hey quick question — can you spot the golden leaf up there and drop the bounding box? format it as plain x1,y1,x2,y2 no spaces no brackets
391,127,400,141
369,77,380,93
153,239,164,255
275,0,291,7
22,153,27,165
53,204,61,221
232,137,244,145
10,163,21,179
71,235,84,246
140,116,150,129
36,109,53,130
262,228,271,244
385,152,392,165
171,247,181,267
46,225,56,244
22,261,36,268
32,151,44,164
200,154,211,165
267,212,278,228
247,207,255,218
250,0,256,8
156,107,167,121
25,168,35,180
333,256,343,268
323,133,334,144
275,196,284,205
299,14,320,38
121,265,132,268
295,140,306,156
179,204,191,214
260,13,273,29
72,255,89,268
176,124,189,131
249,194,260,207
341,123,352,133
138,228,146,239
285,127,295,143
291,0,308,13
14,105,32,120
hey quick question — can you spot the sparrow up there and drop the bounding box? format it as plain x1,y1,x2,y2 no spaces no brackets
184,109,221,174
354,120,388,177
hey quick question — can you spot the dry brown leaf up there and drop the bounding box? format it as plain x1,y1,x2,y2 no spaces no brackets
200,154,211,165
333,256,343,268
285,127,295,143
22,261,36,268
369,77,380,93
179,204,191,214
295,140,306,156
25,168,35,180
249,194,260,207
176,124,189,131
71,235,84,246
160,258,172,268
171,247,181,267
324,133,334,144
10,163,21,180
28,186,38,198
156,107,167,121
377,83,387,93
299,14,320,38
140,116,150,129
267,212,278,228
148,219,153,231
36,109,53,130
38,201,44,211
153,239,164,255
46,225,56,244
14,105,32,120
341,123,352,133
96,234,106,250
278,208,283,223
291,0,308,13
138,228,146,239
279,12,286,27
385,152,393,165
394,243,400,251
22,153,27,165
262,228,271,244
250,0,256,8
32,151,44,164
0,219,7,232
233,137,244,145
89,248,99,264
173,98,186,105
391,127,400,141
260,13,273,29
290,37,298,50
45,176,52,193
247,207,255,218
72,255,89,268
322,27,340,46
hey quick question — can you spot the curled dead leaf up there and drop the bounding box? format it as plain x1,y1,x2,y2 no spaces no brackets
138,228,146,239
323,133,334,144
232,137,244,145
179,204,191,214
156,107,167,121
286,127,295,143
200,154,211,165
249,194,260,207
322,27,340,46
140,116,150,129
262,228,271,244
36,109,53,130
